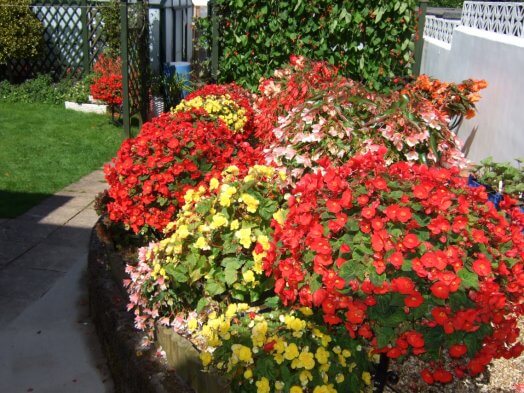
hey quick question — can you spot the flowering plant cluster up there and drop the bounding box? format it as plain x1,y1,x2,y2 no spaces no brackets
90,54,123,108
124,165,285,331
401,74,488,120
257,58,486,182
104,102,261,236
101,59,524,391
172,83,254,134
198,306,373,393
264,148,524,384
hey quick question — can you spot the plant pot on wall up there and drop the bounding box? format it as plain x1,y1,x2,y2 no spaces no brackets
150,95,165,118
163,62,191,109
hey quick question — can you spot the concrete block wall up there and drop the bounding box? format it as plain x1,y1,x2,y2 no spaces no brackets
421,26,524,164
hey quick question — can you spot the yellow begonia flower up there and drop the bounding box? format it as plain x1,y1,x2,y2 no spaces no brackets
299,370,313,385
362,371,371,385
284,343,299,360
273,338,285,354
187,318,198,331
312,385,336,393
230,219,240,230
290,387,303,393
209,177,219,190
225,165,239,175
255,377,271,393
256,234,270,250
275,381,285,391
240,193,259,213
235,227,252,248
284,315,306,337
236,303,249,312
210,213,228,229
177,224,190,239
231,344,253,363
273,209,286,225
335,374,344,383
315,347,330,365
184,189,195,203
278,170,287,181
251,321,268,347
225,303,237,318
242,270,256,284
342,349,351,358
298,307,313,316
292,350,315,370
243,369,253,379
200,351,212,366
194,236,209,250
219,193,231,207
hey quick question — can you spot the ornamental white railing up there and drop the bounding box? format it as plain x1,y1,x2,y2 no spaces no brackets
423,15,460,45
461,1,524,38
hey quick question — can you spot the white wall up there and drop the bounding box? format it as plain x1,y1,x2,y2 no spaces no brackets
421,26,524,163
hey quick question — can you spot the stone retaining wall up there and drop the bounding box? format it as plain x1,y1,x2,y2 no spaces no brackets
88,223,196,393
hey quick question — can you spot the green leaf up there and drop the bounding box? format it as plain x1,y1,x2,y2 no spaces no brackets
375,7,385,23
339,261,366,281
224,267,238,285
165,263,188,283
449,291,473,311
458,268,479,290
309,273,323,293
263,296,280,309
376,326,396,348
221,256,244,270
195,198,213,214
205,279,226,296
196,297,208,312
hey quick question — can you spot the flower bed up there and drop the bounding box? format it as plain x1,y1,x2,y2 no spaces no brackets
94,57,524,393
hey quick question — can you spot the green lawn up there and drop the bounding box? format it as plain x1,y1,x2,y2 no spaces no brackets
0,102,123,218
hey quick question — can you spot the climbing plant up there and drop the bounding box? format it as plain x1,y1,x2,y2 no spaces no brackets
200,0,418,91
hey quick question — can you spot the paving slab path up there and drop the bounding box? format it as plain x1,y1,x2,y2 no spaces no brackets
0,170,113,393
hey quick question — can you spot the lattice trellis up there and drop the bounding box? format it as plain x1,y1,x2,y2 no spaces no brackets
462,1,524,38
8,0,106,81
424,15,460,46
121,0,149,135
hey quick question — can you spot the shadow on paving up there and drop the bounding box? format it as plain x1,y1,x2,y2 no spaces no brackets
0,184,113,392
0,189,99,326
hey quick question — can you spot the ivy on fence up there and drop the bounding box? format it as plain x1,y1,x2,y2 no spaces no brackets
200,0,418,91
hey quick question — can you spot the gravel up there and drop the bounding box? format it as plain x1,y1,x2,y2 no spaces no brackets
386,320,524,393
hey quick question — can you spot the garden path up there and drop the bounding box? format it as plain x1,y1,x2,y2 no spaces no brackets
0,170,113,392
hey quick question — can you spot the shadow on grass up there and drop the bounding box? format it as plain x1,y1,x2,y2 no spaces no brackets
0,190,71,218
0,190,56,219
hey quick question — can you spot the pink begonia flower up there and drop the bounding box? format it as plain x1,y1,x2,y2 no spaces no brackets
295,154,312,167
406,150,419,161
405,135,420,147
302,113,314,124
427,150,437,162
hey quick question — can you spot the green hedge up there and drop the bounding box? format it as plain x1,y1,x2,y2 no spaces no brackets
429,0,463,7
200,0,418,91
0,0,43,65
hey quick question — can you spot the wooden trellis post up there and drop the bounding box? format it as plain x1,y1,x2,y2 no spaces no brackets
120,0,130,138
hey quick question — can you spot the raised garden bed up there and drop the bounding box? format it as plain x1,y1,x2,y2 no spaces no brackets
88,221,200,393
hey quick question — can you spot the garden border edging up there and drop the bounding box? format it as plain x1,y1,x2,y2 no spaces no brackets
87,221,196,393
